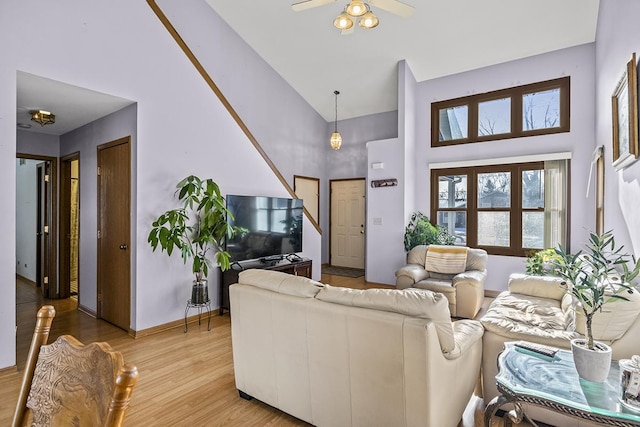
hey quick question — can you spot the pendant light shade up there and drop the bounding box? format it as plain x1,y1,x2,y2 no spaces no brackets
330,90,342,151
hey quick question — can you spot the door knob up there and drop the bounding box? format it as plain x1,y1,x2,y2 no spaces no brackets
119,244,128,250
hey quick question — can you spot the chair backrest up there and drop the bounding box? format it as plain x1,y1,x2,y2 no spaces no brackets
407,245,488,272
12,306,138,427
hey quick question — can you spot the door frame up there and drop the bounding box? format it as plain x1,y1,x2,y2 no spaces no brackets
294,175,320,229
329,177,366,268
60,152,80,300
16,153,58,297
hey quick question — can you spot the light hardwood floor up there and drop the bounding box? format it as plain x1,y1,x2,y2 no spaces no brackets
2,274,516,427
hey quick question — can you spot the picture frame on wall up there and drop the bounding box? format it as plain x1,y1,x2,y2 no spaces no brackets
612,52,638,170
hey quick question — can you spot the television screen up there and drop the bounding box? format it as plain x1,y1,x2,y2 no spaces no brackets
225,195,303,263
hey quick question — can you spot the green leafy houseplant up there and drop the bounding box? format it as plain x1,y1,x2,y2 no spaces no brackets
525,248,564,276
403,211,455,252
147,175,235,283
553,231,640,350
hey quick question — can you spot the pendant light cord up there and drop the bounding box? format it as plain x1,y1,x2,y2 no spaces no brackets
334,90,340,132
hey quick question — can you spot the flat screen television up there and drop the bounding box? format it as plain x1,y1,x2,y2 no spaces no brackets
225,194,303,263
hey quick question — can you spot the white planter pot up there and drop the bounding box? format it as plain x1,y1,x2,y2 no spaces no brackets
571,338,612,383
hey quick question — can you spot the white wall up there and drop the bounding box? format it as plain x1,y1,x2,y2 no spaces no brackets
595,0,640,256
15,159,39,282
0,0,322,368
366,138,405,284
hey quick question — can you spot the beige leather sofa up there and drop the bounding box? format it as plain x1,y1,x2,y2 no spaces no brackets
481,273,640,426
230,269,484,427
395,245,488,318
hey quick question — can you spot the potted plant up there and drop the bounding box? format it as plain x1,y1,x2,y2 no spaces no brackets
525,248,564,276
403,211,455,252
554,231,640,382
147,175,235,304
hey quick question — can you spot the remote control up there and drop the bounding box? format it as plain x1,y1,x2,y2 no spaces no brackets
514,341,559,359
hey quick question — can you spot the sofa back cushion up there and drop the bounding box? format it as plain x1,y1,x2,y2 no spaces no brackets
407,245,487,279
238,269,323,298
508,273,567,301
576,287,640,341
316,285,455,352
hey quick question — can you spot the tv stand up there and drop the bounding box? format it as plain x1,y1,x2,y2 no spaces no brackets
218,257,312,315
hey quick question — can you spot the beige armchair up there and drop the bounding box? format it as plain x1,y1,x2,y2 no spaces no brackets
395,245,488,318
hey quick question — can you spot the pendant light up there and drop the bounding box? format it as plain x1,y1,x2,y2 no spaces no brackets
330,90,342,151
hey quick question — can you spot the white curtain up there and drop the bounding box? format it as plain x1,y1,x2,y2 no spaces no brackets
544,159,568,249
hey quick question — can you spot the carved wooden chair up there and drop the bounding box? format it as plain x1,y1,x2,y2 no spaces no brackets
12,306,138,427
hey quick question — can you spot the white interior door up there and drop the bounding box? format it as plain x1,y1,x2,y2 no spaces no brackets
330,179,365,269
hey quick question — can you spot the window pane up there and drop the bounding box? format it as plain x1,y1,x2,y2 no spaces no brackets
438,175,467,208
522,212,544,249
478,97,511,136
437,211,466,245
477,172,511,208
478,212,510,246
439,105,468,141
522,169,544,208
523,88,560,130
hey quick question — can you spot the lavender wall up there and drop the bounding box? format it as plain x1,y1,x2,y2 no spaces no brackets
0,0,322,368
59,104,137,319
324,110,398,261
413,44,596,291
17,130,60,157
595,0,640,255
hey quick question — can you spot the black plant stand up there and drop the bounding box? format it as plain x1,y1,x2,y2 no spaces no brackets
184,298,211,332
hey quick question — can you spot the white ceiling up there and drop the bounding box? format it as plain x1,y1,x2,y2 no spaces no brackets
15,1,600,134
17,72,134,136
205,0,600,121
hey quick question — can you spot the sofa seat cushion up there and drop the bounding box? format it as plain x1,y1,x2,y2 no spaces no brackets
481,292,579,347
413,279,455,296
316,285,455,353
238,269,323,298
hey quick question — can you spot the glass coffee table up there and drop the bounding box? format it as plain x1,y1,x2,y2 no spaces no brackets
484,342,640,427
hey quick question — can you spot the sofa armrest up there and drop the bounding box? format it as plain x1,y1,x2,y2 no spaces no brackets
508,273,566,301
443,319,484,360
395,264,429,289
452,270,486,288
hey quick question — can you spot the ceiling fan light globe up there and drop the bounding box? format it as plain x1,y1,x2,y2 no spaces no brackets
346,0,367,17
333,12,354,30
359,11,379,29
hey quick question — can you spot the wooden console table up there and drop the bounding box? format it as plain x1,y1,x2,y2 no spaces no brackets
485,342,640,427
218,258,312,315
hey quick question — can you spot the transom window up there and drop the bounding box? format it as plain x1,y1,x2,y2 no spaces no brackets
431,77,570,147
431,160,569,256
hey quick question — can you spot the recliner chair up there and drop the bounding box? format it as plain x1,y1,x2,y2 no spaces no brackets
395,245,488,318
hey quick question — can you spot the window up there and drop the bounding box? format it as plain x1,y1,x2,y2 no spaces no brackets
431,160,569,256
431,77,570,147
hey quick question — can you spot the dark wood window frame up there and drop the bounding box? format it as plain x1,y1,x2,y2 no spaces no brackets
431,76,570,147
431,161,568,257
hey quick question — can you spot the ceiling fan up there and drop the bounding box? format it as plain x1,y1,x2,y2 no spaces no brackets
292,0,414,34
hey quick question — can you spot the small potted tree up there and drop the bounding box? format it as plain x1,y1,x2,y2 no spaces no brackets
554,231,640,382
148,175,234,304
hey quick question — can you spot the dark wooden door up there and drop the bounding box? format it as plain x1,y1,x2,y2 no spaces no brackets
97,137,131,331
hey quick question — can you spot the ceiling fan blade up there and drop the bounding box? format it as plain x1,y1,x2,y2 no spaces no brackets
368,0,414,18
291,0,340,12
